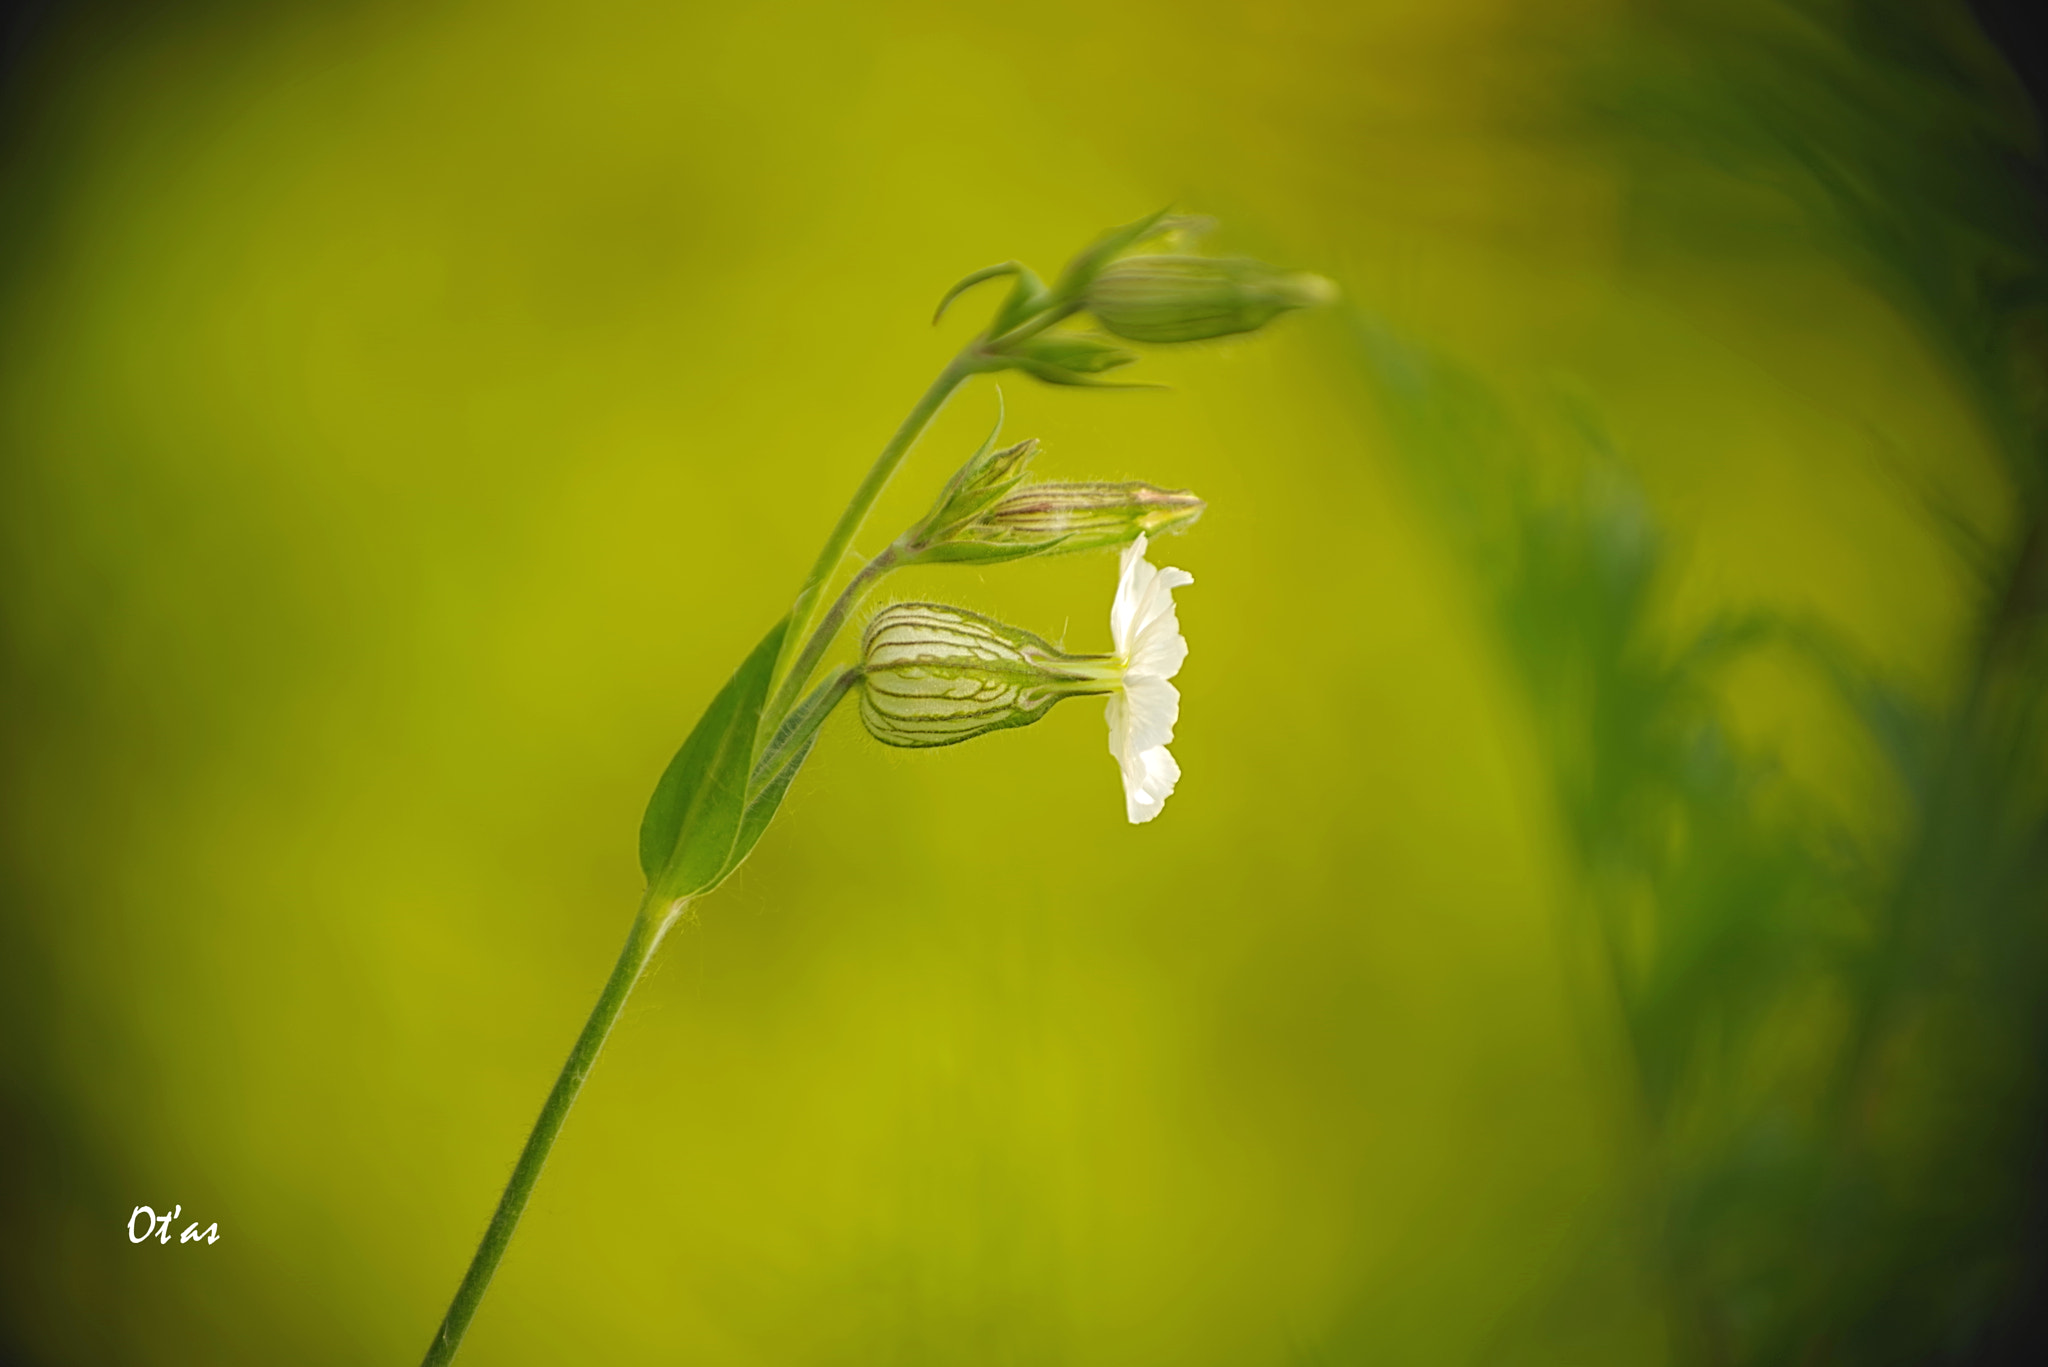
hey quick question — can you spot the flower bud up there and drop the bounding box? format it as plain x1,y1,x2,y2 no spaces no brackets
859,604,1115,748
996,332,1139,386
913,482,1205,564
1085,255,1337,344
1050,207,1201,298
911,437,1039,547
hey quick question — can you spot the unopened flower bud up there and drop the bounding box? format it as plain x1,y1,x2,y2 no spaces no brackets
1085,255,1336,344
909,437,1039,549
859,604,1115,748
913,482,1205,564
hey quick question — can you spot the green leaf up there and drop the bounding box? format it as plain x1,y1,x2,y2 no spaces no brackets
1002,356,1166,389
638,618,788,897
932,261,1022,325
1004,331,1136,375
719,731,820,887
709,664,860,892
990,266,1051,335
922,395,1012,516
1051,207,1176,298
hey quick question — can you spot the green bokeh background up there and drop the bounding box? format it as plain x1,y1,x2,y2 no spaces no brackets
0,1,2036,1363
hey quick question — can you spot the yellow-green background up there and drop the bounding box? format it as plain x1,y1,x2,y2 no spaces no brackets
0,1,2013,1363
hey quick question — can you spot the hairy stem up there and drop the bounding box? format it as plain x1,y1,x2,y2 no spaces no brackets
420,894,687,1366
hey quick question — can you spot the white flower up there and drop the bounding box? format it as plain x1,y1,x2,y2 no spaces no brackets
1105,534,1193,823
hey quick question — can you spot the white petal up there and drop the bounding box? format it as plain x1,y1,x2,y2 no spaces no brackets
1110,535,1154,656
1121,745,1180,824
1110,535,1193,678
1115,671,1180,757
1104,533,1193,824
1127,583,1190,681
1105,677,1182,823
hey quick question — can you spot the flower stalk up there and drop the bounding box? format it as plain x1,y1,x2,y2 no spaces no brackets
420,892,687,1367
770,353,978,716
420,208,1322,1364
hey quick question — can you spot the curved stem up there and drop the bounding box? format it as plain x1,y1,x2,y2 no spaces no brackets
753,666,864,797
765,545,900,728
420,893,687,1366
772,353,978,709
986,299,1083,351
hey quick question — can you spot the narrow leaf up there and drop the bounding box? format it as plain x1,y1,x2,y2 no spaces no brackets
1051,207,1175,297
1003,356,1168,389
933,261,1021,324
990,266,1051,335
710,667,860,891
638,618,789,896
718,732,821,889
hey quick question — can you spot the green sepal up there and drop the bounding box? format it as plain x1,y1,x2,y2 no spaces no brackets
989,266,1052,335
1051,206,1178,299
906,396,1039,547
930,398,1020,515
712,667,858,888
907,535,1075,566
719,730,819,886
1001,357,1167,389
639,617,788,897
933,261,1022,325
1000,331,1136,378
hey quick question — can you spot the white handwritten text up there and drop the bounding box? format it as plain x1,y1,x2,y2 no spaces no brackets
127,1205,219,1246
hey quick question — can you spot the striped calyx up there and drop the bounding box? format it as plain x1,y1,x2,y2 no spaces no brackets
860,604,1117,749
1085,255,1336,345
913,482,1205,565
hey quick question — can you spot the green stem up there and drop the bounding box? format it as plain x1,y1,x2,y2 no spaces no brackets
753,666,864,796
765,546,900,728
772,353,978,711
986,299,1082,351
420,893,687,1367
423,333,1011,1367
